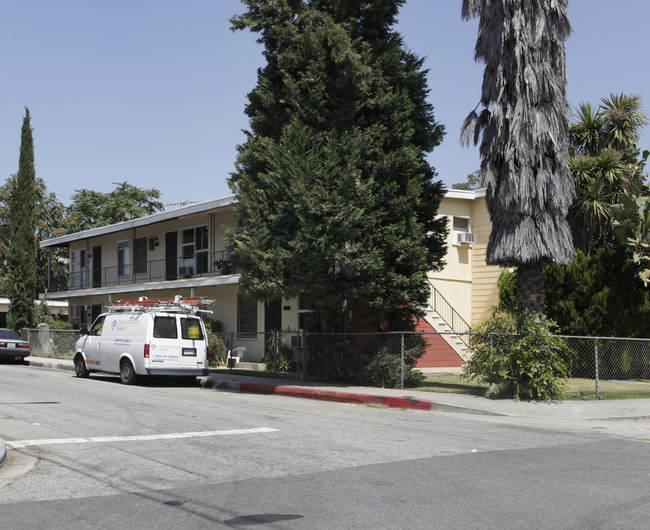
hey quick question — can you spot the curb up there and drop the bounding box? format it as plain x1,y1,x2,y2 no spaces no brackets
26,358,75,372
201,378,496,415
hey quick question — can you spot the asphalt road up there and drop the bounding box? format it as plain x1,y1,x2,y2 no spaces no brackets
2,364,650,529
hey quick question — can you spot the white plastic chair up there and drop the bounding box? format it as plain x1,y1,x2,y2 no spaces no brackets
226,346,247,365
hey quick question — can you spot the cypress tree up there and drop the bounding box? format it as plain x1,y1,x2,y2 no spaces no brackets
7,108,38,331
227,0,447,332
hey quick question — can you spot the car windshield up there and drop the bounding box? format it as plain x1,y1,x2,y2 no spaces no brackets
0,329,20,340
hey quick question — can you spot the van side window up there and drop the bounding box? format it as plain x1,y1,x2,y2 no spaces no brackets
154,316,178,339
181,318,203,340
89,316,105,336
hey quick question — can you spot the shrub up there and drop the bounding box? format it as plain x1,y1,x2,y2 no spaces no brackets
464,309,568,401
497,269,518,313
264,334,297,372
544,248,650,338
304,333,425,388
361,344,425,389
207,334,227,367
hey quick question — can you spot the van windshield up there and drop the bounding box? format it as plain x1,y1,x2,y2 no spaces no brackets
154,316,178,339
181,318,204,340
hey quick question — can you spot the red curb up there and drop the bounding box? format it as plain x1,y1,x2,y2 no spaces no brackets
239,382,435,411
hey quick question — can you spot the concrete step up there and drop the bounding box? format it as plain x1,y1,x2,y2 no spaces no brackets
234,362,266,371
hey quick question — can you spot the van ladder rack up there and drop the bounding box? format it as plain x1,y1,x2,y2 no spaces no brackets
106,296,215,314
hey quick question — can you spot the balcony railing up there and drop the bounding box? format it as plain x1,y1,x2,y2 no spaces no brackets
70,250,235,290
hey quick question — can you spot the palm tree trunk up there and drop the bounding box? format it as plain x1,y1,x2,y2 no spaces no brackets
515,261,548,316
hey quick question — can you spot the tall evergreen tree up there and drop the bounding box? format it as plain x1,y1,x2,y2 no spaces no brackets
461,0,575,314
0,176,67,294
7,108,39,331
227,0,447,332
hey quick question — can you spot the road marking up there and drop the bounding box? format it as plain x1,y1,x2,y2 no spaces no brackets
6,427,278,449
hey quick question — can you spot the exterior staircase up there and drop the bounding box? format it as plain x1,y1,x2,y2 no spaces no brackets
423,281,472,362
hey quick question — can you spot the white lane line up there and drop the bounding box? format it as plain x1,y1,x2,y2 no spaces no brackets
6,427,278,449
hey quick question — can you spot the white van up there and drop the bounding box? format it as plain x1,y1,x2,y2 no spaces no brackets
73,297,212,384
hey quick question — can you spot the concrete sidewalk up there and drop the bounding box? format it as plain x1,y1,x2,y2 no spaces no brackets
4,356,650,472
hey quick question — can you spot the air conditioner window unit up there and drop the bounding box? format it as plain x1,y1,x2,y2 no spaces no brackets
456,232,476,245
179,266,194,277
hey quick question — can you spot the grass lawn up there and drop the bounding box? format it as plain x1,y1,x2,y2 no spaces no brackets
410,374,650,400
174,365,650,401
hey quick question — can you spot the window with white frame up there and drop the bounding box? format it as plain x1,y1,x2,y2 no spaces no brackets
117,240,130,277
452,216,475,246
182,226,209,274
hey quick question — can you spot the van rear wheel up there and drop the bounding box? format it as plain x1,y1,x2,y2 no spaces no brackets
74,355,89,378
120,360,137,385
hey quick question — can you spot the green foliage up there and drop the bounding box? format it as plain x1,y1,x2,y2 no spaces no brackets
65,181,164,233
612,194,650,286
0,176,67,294
545,248,650,338
264,334,297,372
7,108,39,331
228,0,447,332
496,270,518,313
569,94,649,254
361,344,425,389
204,321,226,367
465,309,568,401
47,319,74,330
304,334,424,388
207,334,227,367
451,170,484,191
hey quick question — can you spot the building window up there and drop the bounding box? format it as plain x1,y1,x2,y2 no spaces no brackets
118,241,130,277
134,237,147,275
237,294,257,338
182,226,209,275
452,216,471,233
452,216,475,246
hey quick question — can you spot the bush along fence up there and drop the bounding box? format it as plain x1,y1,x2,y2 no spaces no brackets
21,327,650,399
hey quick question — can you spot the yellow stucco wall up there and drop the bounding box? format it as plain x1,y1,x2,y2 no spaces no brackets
429,190,502,328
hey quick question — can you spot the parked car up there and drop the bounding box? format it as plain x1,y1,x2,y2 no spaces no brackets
0,328,31,362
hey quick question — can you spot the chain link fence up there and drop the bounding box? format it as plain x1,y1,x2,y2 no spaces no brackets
23,328,81,360
20,327,650,399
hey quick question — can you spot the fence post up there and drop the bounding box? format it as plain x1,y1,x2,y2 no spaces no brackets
594,338,600,400
274,330,279,379
400,332,405,390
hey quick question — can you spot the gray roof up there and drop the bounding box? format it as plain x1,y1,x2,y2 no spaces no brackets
40,188,483,248
41,194,237,248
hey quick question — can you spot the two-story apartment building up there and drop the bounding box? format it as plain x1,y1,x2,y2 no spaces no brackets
40,189,502,364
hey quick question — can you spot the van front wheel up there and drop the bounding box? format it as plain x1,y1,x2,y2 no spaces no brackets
120,360,137,385
74,355,89,378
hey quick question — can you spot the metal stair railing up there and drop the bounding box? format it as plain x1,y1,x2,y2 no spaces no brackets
427,281,471,348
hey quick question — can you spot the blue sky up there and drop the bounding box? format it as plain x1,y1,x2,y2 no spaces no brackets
1,0,648,207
